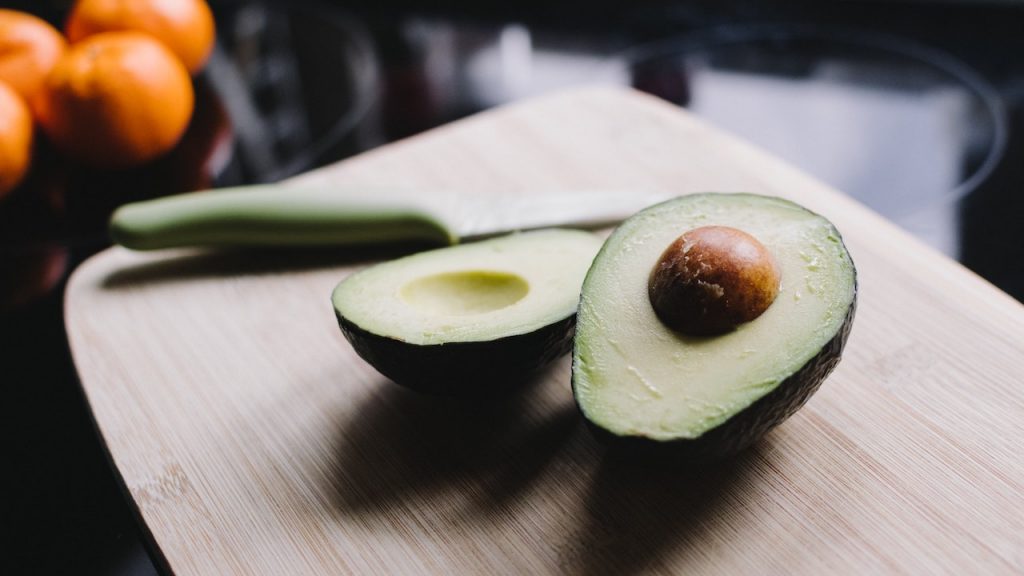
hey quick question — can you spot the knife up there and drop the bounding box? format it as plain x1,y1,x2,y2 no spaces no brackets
109,185,671,250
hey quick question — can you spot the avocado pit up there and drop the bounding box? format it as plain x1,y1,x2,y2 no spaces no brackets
648,225,780,336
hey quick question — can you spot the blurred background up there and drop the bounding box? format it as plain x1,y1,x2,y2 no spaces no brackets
1,0,1021,574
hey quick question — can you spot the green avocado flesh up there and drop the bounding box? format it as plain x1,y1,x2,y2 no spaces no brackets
572,193,856,445
332,229,604,393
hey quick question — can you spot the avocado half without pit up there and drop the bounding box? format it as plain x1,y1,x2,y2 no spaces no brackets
332,229,604,395
572,193,857,457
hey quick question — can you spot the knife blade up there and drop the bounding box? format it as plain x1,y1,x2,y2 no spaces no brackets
109,185,671,250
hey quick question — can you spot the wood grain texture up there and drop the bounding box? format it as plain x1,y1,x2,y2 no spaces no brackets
65,88,1024,575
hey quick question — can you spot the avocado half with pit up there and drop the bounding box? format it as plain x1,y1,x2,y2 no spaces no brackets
572,193,857,457
333,229,604,395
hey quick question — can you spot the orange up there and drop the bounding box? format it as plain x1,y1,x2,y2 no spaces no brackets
35,31,194,169
0,9,67,106
0,80,33,198
65,0,215,74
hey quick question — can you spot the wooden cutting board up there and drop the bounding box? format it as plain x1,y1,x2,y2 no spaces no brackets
66,88,1024,575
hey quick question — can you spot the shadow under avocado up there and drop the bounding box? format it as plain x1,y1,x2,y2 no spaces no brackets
100,241,440,289
321,368,580,527
559,439,775,576
316,354,777,573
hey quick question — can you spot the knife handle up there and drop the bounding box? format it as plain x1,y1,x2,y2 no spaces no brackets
109,186,457,250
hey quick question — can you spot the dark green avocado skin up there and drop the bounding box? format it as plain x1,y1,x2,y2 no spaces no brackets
575,280,857,460
336,312,577,396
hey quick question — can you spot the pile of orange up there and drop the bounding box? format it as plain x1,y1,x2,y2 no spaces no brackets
0,0,215,198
